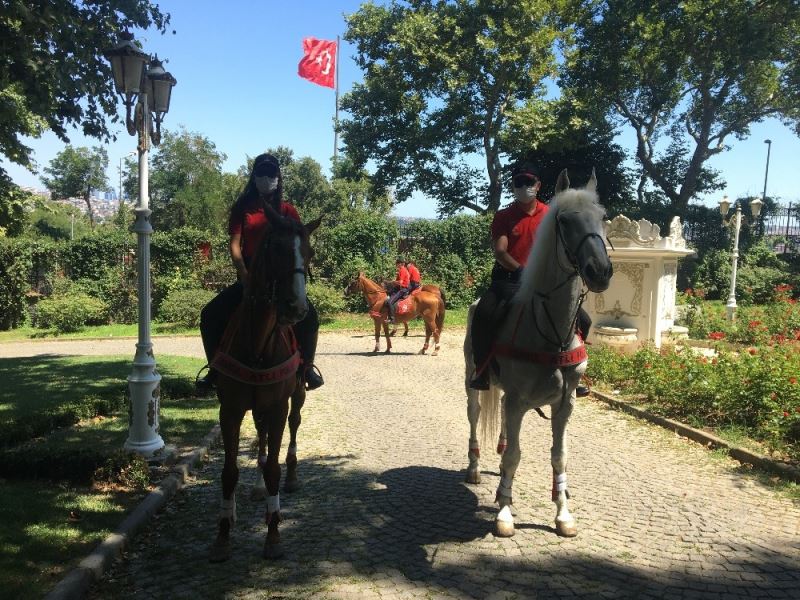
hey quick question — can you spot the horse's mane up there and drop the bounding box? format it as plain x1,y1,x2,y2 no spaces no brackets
514,188,601,305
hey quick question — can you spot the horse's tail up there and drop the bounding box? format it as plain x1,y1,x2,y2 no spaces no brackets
435,296,445,333
438,288,446,307
464,301,500,447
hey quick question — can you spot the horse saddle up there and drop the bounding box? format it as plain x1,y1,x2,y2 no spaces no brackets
396,296,413,315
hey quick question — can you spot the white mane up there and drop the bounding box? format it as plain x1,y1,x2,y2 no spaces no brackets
514,187,601,304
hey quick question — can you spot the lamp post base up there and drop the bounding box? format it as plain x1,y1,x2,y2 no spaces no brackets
725,302,737,322
124,342,165,457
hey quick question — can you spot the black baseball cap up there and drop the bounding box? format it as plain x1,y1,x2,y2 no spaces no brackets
511,162,540,179
253,153,280,177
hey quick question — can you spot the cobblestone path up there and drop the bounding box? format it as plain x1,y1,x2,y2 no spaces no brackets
85,331,799,599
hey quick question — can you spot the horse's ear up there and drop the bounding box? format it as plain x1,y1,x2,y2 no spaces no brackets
305,216,323,235
586,168,597,192
555,169,570,194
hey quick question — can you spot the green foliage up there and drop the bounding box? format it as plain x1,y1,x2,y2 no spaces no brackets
158,288,215,328
341,0,563,214
34,293,107,332
62,229,130,281
587,343,800,459
140,128,233,232
93,450,150,490
97,265,138,324
307,280,346,322
0,1,170,185
0,238,31,329
565,0,800,213
197,257,237,293
315,210,398,290
151,227,217,275
41,146,109,228
0,185,34,237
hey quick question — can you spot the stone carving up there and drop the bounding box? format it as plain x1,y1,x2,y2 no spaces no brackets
594,262,645,318
604,214,689,250
605,215,661,247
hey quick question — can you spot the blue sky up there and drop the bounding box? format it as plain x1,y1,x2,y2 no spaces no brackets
3,0,799,218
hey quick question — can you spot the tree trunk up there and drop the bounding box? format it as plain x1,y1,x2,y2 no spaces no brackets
84,189,95,229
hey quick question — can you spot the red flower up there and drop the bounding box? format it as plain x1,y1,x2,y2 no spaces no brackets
747,347,758,355
748,320,762,328
775,284,793,293
784,411,790,418
708,332,726,341
790,377,797,385
685,288,693,296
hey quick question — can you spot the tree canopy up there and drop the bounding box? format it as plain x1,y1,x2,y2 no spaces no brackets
563,0,800,214
0,0,170,188
340,0,563,215
41,145,109,228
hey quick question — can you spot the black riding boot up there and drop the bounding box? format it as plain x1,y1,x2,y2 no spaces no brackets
294,300,324,391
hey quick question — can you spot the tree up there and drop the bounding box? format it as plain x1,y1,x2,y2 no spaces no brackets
502,98,636,215
41,146,109,228
0,184,34,237
563,0,800,215
340,0,563,215
144,128,230,232
0,1,170,185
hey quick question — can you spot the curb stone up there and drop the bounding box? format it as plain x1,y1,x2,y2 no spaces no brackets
44,424,222,600
590,390,800,483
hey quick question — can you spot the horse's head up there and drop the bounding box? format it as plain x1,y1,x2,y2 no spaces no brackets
247,204,313,326
552,169,613,293
344,272,365,297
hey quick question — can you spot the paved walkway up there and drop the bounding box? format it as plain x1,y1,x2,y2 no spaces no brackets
9,332,798,599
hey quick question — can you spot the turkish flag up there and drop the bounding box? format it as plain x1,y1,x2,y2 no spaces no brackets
297,37,336,89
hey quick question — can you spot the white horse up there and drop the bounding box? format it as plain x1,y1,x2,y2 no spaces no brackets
464,169,613,538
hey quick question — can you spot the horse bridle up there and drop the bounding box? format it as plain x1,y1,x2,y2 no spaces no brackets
531,214,609,352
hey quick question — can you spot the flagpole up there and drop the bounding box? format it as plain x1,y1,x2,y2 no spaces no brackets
333,34,340,167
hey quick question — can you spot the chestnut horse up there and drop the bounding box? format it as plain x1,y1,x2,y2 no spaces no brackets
347,272,445,354
209,205,313,562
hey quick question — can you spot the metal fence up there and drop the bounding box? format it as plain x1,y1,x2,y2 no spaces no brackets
761,204,800,254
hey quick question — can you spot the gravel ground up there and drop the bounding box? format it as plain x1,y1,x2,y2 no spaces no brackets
4,330,799,599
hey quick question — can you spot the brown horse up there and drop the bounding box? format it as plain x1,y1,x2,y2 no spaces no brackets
347,272,445,355
381,281,445,338
209,206,315,562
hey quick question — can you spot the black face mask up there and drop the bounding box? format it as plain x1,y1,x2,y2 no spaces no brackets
254,162,279,178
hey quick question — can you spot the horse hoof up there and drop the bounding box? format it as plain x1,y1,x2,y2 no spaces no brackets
402,331,408,337
385,348,391,354
432,349,439,356
250,486,266,501
465,468,481,484
556,519,578,538
284,476,300,493
209,540,231,563
495,520,515,537
263,541,284,560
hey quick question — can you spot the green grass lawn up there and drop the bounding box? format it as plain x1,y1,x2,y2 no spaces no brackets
0,306,470,343
0,354,218,599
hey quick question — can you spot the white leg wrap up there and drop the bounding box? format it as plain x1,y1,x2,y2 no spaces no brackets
555,472,567,492
288,442,297,456
498,474,513,498
220,495,237,522
497,505,514,523
267,494,280,514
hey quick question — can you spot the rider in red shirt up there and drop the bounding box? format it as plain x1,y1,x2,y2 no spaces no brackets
407,261,421,291
469,161,591,395
386,258,410,323
197,153,324,392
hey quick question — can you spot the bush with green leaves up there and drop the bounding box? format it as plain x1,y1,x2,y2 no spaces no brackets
158,287,216,327
587,342,800,459
0,238,31,329
98,265,138,324
307,280,346,322
34,293,107,332
152,266,202,317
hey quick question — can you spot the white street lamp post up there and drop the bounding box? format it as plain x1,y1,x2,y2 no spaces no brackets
104,33,176,456
719,195,763,322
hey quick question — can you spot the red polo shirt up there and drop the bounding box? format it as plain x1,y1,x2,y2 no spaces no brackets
396,265,410,288
407,264,421,284
490,200,549,266
228,199,301,261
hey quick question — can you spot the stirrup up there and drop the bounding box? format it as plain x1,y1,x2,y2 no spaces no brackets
303,364,324,391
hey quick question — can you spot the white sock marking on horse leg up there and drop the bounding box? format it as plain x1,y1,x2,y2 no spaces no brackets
220,494,237,523
266,494,280,523
497,505,514,523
